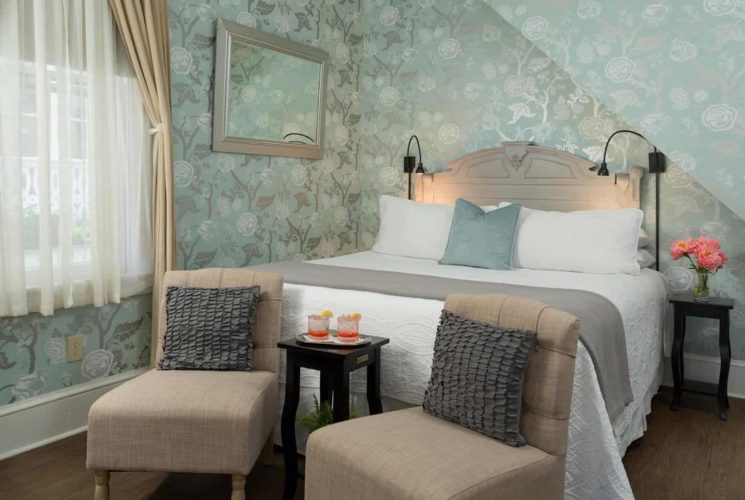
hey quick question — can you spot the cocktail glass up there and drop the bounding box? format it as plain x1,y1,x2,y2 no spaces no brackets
336,315,360,343
307,315,330,340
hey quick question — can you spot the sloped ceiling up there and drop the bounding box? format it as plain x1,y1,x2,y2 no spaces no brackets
483,0,745,221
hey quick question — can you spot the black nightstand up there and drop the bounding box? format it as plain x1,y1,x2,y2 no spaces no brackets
278,335,390,500
670,295,735,420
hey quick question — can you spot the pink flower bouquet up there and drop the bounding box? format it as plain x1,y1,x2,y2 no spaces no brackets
670,237,728,300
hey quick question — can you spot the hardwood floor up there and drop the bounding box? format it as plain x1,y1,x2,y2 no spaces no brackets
0,435,301,500
624,389,745,500
1,388,743,500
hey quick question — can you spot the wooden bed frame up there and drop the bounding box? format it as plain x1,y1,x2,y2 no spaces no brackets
416,141,643,211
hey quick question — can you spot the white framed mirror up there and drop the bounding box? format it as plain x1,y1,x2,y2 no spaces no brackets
212,18,329,160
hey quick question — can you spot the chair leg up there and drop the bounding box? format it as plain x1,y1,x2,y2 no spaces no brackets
93,470,110,500
231,474,246,500
259,433,274,466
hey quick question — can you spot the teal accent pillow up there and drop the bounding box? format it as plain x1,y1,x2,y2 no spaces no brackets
439,200,521,270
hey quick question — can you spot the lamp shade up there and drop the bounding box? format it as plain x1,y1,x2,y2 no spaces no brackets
404,135,425,199
403,155,417,174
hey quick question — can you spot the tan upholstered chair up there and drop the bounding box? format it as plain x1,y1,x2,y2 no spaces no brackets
305,294,580,500
86,268,283,500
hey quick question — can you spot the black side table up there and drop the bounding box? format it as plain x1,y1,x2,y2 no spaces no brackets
670,295,735,420
278,335,390,500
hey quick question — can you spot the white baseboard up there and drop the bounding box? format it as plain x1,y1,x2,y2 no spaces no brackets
0,368,148,461
662,353,745,399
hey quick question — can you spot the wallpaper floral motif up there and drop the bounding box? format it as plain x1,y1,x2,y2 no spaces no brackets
0,295,151,406
359,0,745,360
169,0,363,270
486,1,745,221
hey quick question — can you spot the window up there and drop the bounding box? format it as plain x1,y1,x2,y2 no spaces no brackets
0,1,152,316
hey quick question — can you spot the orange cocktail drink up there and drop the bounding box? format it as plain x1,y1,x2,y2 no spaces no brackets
307,315,330,340
336,315,360,343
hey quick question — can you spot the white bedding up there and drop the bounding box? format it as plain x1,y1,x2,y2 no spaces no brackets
278,251,669,500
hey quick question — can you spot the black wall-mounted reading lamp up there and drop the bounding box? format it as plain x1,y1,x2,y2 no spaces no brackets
403,134,426,200
590,129,667,270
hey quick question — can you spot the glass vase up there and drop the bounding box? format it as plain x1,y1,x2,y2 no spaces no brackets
693,269,710,301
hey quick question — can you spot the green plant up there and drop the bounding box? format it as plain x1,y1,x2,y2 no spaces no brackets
297,395,358,433
297,395,334,433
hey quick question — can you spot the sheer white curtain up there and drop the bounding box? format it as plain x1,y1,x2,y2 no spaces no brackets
0,0,152,317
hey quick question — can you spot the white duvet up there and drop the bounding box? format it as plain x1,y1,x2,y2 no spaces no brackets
277,251,669,500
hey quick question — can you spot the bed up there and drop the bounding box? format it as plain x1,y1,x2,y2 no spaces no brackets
266,142,669,500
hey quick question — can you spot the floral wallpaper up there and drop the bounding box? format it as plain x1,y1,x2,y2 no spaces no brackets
485,1,745,222
0,295,151,406
169,0,363,270
226,39,322,142
358,0,745,360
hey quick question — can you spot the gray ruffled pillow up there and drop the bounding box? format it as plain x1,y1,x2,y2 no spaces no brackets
423,309,537,447
158,286,260,371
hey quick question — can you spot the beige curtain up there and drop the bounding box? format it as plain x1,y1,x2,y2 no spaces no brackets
108,0,175,366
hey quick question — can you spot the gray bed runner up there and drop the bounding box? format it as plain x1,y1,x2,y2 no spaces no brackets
252,260,633,421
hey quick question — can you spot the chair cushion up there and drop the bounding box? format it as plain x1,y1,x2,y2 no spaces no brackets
86,369,277,475
159,285,260,371
423,310,536,447
305,407,564,500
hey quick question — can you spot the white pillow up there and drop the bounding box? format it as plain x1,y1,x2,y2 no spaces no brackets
510,206,644,275
372,195,454,260
637,248,656,268
638,228,650,248
499,202,650,249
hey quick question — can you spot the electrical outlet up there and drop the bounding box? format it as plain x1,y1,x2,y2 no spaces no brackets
67,335,84,363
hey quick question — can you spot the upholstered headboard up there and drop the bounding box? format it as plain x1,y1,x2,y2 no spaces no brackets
416,141,643,211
